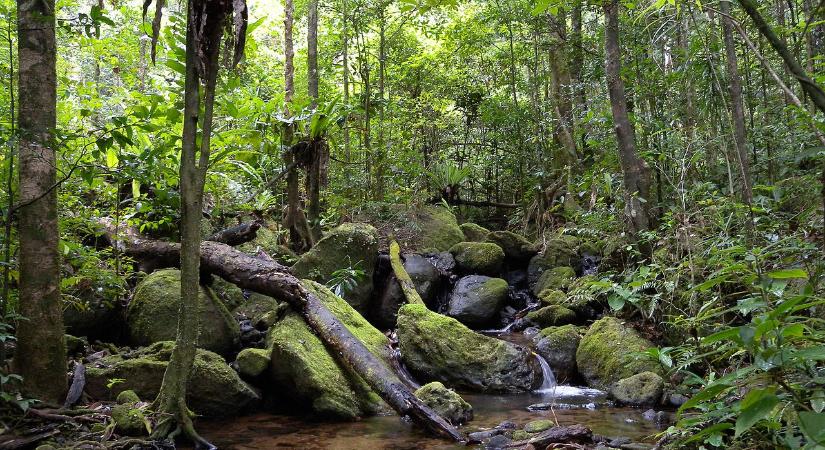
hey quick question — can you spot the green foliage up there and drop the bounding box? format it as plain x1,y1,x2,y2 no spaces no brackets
326,260,367,297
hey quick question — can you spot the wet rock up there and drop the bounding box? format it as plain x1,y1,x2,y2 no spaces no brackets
127,269,239,355
236,347,271,378
267,281,390,419
576,317,661,390
522,327,540,339
460,223,491,242
496,420,518,430
533,266,576,296
527,402,551,411
447,276,509,327
428,252,456,274
535,324,581,382
414,381,473,425
527,424,593,447
85,341,259,417
484,231,537,262
449,242,505,276
528,233,580,285
397,303,538,393
610,371,664,407
469,429,503,441
668,393,689,407
609,437,632,447
292,223,379,312
373,253,442,328
524,419,554,433
485,434,512,449
503,270,527,286
525,305,576,328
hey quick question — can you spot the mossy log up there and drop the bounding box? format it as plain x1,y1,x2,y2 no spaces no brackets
113,234,463,442
389,240,424,305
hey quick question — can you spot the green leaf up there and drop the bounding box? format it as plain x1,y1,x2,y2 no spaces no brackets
799,412,825,444
106,148,118,168
735,388,779,436
766,268,808,279
678,383,732,414
608,294,625,311
132,180,141,199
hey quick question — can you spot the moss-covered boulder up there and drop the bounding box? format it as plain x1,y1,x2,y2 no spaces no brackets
373,254,442,329
127,269,239,355
238,224,298,266
236,347,271,378
535,325,581,383
528,234,580,285
576,317,660,390
291,223,379,311
533,266,576,296
485,231,537,262
115,389,140,405
460,223,490,242
414,381,473,425
449,242,505,276
211,276,246,310
447,275,509,327
524,419,554,433
234,292,283,325
415,206,466,252
397,303,538,393
85,342,260,417
609,371,664,406
267,281,390,419
111,403,148,436
537,289,566,307
525,305,576,328
538,275,601,320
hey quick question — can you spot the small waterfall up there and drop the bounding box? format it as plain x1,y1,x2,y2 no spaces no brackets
479,320,517,335
534,353,557,391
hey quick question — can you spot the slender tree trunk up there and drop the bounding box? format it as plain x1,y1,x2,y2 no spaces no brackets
374,12,386,201
603,0,653,235
720,0,752,203
282,0,301,251
342,0,350,162
14,0,66,402
307,0,322,242
570,0,590,162
548,10,578,172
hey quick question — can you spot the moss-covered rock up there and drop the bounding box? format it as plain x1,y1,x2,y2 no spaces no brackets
576,317,660,390
127,269,239,355
524,419,554,433
373,254,442,329
485,231,537,262
414,381,473,425
115,389,140,405
238,224,298,266
537,289,566,307
415,206,466,252
211,276,246,310
525,305,576,328
609,371,664,406
111,403,148,436
539,275,602,319
85,342,259,417
234,292,283,325
528,234,580,286
236,347,271,378
266,281,390,419
397,303,538,393
449,242,505,275
533,266,576,296
447,275,509,327
535,325,580,383
460,223,490,242
291,223,379,311
65,334,87,355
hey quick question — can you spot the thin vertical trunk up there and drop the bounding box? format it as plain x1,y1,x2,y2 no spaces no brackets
307,0,321,241
283,0,301,251
570,0,589,162
721,0,752,203
548,10,578,172
603,0,653,235
374,12,386,201
342,0,350,162
15,0,66,402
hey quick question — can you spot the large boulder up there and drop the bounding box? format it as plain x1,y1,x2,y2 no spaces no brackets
449,242,505,276
528,234,580,285
353,204,465,252
397,303,538,393
373,254,442,328
267,281,390,419
414,382,473,425
575,317,660,390
127,269,239,355
291,223,379,312
64,295,125,342
609,371,664,406
414,206,466,252
532,266,576,296
447,276,509,327
485,231,537,262
460,223,490,242
535,325,581,383
85,342,259,417
525,305,576,328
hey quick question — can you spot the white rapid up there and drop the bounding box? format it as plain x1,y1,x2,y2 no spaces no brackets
535,352,557,390
533,353,604,399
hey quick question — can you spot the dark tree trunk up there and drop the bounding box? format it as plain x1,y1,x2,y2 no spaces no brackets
14,0,66,403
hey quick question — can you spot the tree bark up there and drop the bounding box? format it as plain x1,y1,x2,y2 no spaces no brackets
282,0,303,252
15,0,66,403
389,241,424,306
548,10,578,171
603,0,653,235
720,0,753,203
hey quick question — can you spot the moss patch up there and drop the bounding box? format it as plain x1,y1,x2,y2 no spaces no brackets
449,242,505,275
576,317,660,390
533,266,576,295
236,347,271,378
485,231,537,262
460,223,490,242
609,371,664,406
526,305,576,327
528,234,580,285
414,381,473,425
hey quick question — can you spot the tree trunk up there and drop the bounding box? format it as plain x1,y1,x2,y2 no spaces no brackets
282,0,302,251
14,0,66,403
603,0,653,235
548,10,578,172
720,0,753,204
307,0,322,242
389,241,424,306
374,12,386,201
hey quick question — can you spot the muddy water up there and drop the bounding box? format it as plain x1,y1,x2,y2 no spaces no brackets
197,389,665,449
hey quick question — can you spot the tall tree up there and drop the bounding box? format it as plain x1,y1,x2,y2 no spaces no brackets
283,0,303,251
720,0,752,203
14,0,66,402
307,0,322,240
603,0,653,235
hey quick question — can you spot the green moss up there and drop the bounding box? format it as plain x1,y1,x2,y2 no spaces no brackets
65,334,86,355
524,419,554,433
460,223,490,242
127,269,239,355
485,231,537,261
539,324,581,341
236,348,271,378
537,289,566,307
115,389,140,405
238,225,298,265
449,242,505,275
234,292,282,324
397,303,536,392
526,305,576,327
416,206,466,252
512,430,531,441
576,317,661,390
111,403,148,436
414,381,473,425
532,266,576,295
211,276,246,310
609,371,664,406
266,280,389,419
291,223,379,311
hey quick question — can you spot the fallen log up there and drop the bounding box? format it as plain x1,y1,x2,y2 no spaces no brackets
206,221,262,246
388,240,424,305
115,236,464,442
